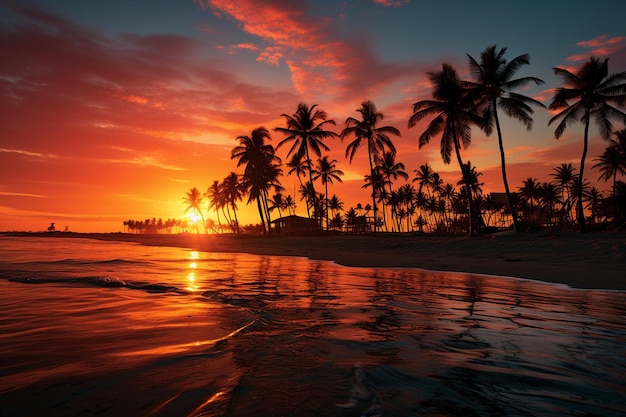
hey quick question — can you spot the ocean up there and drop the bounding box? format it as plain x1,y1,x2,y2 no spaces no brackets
0,235,625,416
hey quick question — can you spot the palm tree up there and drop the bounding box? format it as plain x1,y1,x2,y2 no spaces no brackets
376,151,408,231
269,192,286,219
408,63,486,236
275,103,338,232
548,57,626,232
328,194,344,224
593,129,626,220
183,187,206,234
518,177,541,227
468,45,545,233
231,127,282,234
206,180,224,233
413,163,435,196
312,156,344,230
221,172,243,233
342,100,401,234
550,163,577,222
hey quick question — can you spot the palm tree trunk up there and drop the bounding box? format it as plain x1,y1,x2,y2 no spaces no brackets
368,152,377,235
256,197,267,234
493,103,520,232
578,115,590,233
453,138,476,237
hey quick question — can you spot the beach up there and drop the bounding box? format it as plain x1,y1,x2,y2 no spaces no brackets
19,230,626,290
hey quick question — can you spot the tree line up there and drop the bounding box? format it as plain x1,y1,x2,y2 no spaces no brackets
132,46,626,236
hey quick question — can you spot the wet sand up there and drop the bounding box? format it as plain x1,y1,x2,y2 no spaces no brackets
11,231,625,290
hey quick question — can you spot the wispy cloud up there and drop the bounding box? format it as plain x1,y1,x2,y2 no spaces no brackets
198,0,417,104
567,35,626,61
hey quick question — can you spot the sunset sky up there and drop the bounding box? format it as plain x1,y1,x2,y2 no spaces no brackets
1,0,625,232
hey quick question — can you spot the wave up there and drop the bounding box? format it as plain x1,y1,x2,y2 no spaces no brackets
4,271,185,294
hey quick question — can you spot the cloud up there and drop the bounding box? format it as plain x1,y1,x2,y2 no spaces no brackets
199,0,418,104
567,35,626,61
373,0,409,6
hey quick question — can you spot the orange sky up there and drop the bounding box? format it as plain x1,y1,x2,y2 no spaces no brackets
1,1,625,232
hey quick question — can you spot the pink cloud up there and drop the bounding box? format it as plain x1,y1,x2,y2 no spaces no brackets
373,0,409,6
198,0,418,103
567,35,626,61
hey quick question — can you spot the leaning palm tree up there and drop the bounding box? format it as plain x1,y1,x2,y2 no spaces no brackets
275,103,339,232
312,156,344,230
548,57,626,232
342,100,401,234
468,45,545,232
408,64,487,236
183,187,206,234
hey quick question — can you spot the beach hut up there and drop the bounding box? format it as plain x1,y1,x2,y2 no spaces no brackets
271,215,314,235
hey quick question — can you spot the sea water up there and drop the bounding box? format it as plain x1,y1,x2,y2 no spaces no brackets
0,235,625,416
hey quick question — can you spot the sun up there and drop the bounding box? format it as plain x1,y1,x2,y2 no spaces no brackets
187,212,201,225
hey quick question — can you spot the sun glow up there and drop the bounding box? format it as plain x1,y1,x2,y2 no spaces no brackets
187,212,201,225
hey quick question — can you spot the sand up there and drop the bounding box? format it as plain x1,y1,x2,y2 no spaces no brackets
12,230,625,291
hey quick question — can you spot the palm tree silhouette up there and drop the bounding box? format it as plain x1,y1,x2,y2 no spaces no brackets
275,103,338,233
342,100,401,234
467,45,545,233
549,57,626,232
312,156,344,230
409,64,486,236
518,177,541,227
206,181,224,233
593,128,626,220
232,127,283,234
221,172,243,233
376,151,408,231
183,187,206,234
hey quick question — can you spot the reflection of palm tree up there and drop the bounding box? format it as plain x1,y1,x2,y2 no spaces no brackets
549,57,626,233
342,100,401,234
183,187,206,234
409,64,485,236
312,156,344,230
275,103,338,232
468,45,545,232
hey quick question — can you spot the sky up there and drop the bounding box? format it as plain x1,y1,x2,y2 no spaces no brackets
1,0,625,232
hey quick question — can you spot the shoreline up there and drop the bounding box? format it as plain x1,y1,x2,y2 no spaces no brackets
3,231,625,290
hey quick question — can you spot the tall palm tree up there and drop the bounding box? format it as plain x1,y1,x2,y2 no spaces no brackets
548,57,626,232
275,103,338,232
183,187,206,234
342,100,401,234
468,45,545,233
408,63,486,236
232,127,282,234
312,156,344,230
